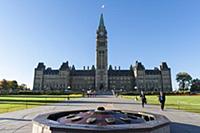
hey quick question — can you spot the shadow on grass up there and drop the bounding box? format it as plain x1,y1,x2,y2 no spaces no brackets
170,122,200,133
142,103,200,113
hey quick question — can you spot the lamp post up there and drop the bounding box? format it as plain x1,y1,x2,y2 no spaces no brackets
134,86,138,92
66,86,71,100
65,85,71,93
134,86,139,101
67,86,71,89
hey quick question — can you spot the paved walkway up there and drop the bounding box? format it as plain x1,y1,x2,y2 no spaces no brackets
0,95,200,133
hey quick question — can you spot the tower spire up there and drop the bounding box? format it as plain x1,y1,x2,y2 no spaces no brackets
99,13,104,27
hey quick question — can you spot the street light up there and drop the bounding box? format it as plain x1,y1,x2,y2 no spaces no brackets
134,86,138,91
134,86,139,101
64,85,71,93
66,86,71,100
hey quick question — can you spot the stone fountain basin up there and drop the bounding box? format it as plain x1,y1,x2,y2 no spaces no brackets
32,109,170,133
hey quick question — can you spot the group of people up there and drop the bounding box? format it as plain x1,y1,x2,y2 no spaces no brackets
140,91,166,110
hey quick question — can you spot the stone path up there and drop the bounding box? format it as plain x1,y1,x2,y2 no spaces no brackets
0,95,200,133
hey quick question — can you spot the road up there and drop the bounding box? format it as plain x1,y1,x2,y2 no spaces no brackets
0,95,199,133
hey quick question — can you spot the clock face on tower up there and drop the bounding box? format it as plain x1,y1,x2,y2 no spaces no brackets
99,31,104,36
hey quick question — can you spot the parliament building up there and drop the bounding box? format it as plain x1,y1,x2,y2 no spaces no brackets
33,14,172,93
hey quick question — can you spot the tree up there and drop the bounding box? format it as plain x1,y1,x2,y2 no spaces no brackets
18,83,27,90
0,79,8,89
176,72,192,91
12,80,18,89
7,80,18,89
0,79,28,94
190,78,200,92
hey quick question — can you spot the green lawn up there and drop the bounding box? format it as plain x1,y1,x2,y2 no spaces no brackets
122,95,200,113
0,94,82,114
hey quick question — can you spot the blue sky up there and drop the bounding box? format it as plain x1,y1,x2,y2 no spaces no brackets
0,0,200,89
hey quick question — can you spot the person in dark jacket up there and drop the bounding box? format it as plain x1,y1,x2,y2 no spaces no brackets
159,91,166,110
140,91,147,108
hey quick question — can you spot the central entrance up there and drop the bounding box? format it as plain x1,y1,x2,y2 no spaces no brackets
99,84,104,90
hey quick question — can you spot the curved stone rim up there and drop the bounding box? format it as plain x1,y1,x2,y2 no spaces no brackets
33,110,170,131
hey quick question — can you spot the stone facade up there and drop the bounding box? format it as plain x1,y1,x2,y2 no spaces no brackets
133,61,172,92
33,14,172,92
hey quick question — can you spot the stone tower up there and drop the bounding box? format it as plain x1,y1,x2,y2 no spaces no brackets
33,63,45,91
160,62,172,91
95,14,108,91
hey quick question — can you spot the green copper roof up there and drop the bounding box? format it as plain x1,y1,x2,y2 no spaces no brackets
99,13,104,27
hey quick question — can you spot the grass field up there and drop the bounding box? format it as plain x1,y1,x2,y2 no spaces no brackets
0,94,82,114
122,95,200,113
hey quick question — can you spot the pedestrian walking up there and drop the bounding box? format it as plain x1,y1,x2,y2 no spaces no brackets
140,91,147,108
159,91,166,110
